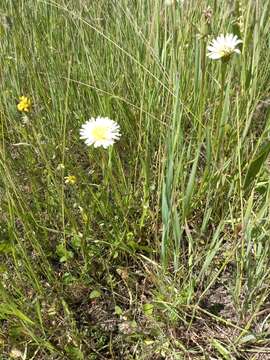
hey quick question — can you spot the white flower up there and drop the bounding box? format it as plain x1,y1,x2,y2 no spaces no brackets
80,116,121,148
9,348,23,359
165,0,183,5
207,34,242,60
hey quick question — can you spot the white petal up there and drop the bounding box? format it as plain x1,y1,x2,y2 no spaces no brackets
79,116,121,148
207,52,222,59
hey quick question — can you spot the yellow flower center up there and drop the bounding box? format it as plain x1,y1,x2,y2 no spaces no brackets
219,47,233,58
91,125,109,141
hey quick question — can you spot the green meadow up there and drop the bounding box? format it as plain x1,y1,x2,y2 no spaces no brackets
1,0,270,358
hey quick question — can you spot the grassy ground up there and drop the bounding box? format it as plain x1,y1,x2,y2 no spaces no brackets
1,0,270,358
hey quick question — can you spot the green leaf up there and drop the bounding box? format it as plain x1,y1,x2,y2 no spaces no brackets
183,145,200,218
62,272,76,285
239,333,256,344
244,141,270,190
56,243,74,263
0,265,8,273
211,339,231,360
0,304,34,325
71,235,81,250
114,305,123,316
89,290,101,299
65,346,84,360
0,241,13,254
143,303,154,316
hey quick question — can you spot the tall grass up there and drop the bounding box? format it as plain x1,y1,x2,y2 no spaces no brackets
1,0,270,358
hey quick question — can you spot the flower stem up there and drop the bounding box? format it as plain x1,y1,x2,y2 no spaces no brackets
218,61,227,165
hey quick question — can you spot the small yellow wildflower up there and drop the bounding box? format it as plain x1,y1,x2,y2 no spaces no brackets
17,96,31,112
64,175,77,185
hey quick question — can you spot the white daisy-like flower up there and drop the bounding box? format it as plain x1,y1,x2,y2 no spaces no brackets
165,0,184,6
80,116,121,149
165,0,183,5
207,34,242,60
165,0,174,5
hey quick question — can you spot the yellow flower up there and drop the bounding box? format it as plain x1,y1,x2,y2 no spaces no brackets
17,96,31,112
64,175,77,185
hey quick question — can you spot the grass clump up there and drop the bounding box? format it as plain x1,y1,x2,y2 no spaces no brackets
1,0,270,358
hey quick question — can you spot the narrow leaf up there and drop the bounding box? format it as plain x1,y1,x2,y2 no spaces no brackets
244,141,270,190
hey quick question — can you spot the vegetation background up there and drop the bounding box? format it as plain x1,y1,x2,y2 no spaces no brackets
1,0,270,358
